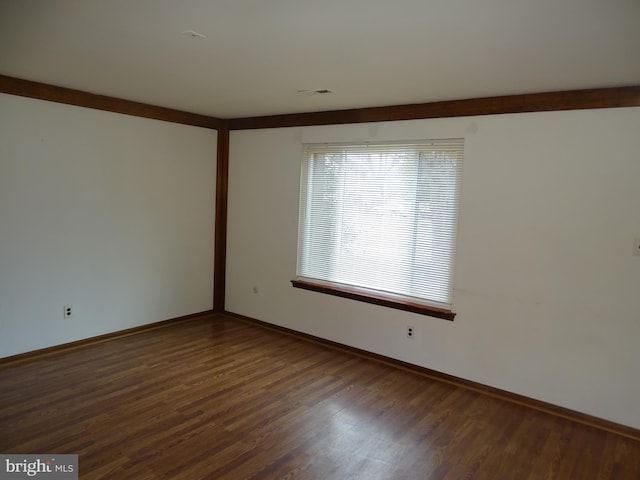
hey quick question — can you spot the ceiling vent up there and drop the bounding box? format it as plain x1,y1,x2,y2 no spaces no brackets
182,30,206,39
297,89,333,96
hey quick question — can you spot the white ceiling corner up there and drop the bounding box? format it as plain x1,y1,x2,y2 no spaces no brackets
0,0,639,118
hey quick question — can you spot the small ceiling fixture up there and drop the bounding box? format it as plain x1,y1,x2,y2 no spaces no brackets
182,30,206,39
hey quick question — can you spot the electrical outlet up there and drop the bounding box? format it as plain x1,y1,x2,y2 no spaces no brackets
406,326,414,339
634,238,640,257
64,305,72,319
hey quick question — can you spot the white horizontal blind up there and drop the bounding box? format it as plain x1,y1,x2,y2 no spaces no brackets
297,140,463,308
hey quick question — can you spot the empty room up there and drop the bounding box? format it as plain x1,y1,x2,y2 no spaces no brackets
1,1,639,479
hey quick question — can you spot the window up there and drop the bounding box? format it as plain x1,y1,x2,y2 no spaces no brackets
292,139,463,320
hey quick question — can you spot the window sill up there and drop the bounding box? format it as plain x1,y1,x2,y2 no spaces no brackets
291,279,455,321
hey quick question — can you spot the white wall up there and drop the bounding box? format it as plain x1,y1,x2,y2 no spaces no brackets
0,93,216,358
226,107,640,428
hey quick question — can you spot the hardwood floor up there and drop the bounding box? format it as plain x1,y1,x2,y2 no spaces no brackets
1,314,638,479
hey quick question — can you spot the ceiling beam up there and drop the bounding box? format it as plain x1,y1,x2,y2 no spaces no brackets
228,86,640,130
0,75,222,130
3,75,638,131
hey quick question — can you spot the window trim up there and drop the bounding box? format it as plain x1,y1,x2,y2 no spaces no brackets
291,279,456,320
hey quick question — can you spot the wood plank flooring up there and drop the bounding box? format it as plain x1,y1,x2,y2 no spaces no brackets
1,314,638,479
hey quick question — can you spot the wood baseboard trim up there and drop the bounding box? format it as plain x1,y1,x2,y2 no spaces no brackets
223,311,640,442
0,310,217,366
